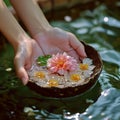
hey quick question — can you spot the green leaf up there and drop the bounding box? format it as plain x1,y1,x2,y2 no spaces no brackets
36,55,51,66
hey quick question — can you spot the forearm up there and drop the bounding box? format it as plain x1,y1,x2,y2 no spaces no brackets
0,1,30,51
10,0,52,37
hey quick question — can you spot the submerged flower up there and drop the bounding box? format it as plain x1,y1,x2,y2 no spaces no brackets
34,71,46,79
79,58,95,78
79,58,95,71
48,79,58,87
47,52,78,75
80,64,89,70
70,73,81,82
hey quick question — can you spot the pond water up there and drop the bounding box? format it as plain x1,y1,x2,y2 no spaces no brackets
0,2,120,120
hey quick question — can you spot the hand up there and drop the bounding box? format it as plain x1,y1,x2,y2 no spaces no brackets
34,27,87,61
14,39,44,85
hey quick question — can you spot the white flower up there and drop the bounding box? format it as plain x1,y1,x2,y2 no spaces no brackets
79,58,95,78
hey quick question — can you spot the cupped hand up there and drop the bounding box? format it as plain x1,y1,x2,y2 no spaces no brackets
14,39,44,85
34,27,87,61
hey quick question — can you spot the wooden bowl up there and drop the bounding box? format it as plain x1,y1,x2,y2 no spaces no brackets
27,41,102,98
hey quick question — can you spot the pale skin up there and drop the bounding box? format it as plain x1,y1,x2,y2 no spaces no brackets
0,0,87,85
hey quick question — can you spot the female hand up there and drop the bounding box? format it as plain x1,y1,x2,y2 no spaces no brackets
14,39,44,85
34,27,87,61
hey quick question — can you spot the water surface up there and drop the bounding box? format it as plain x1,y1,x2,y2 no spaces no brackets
0,3,120,120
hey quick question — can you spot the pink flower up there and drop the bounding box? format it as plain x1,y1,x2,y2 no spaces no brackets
47,52,78,75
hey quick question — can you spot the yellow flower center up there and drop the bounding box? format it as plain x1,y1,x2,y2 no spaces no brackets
35,71,45,79
70,74,81,82
80,63,89,70
56,60,64,68
48,79,58,87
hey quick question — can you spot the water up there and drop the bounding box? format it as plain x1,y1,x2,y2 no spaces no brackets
0,3,120,120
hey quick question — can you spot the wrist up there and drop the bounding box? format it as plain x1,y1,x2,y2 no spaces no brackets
32,25,54,40
13,35,30,53
31,24,53,38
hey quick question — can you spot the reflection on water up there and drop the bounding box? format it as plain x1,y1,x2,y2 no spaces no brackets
81,88,120,120
0,3,120,120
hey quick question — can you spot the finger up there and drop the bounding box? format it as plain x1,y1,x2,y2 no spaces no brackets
14,55,28,85
66,49,80,61
68,33,87,58
17,67,29,85
25,59,32,70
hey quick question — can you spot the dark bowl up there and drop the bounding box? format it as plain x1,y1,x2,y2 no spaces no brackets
27,41,103,98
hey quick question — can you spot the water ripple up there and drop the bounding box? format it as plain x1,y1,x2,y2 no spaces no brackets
80,88,120,120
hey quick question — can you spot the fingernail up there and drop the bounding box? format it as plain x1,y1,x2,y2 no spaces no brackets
81,53,87,58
